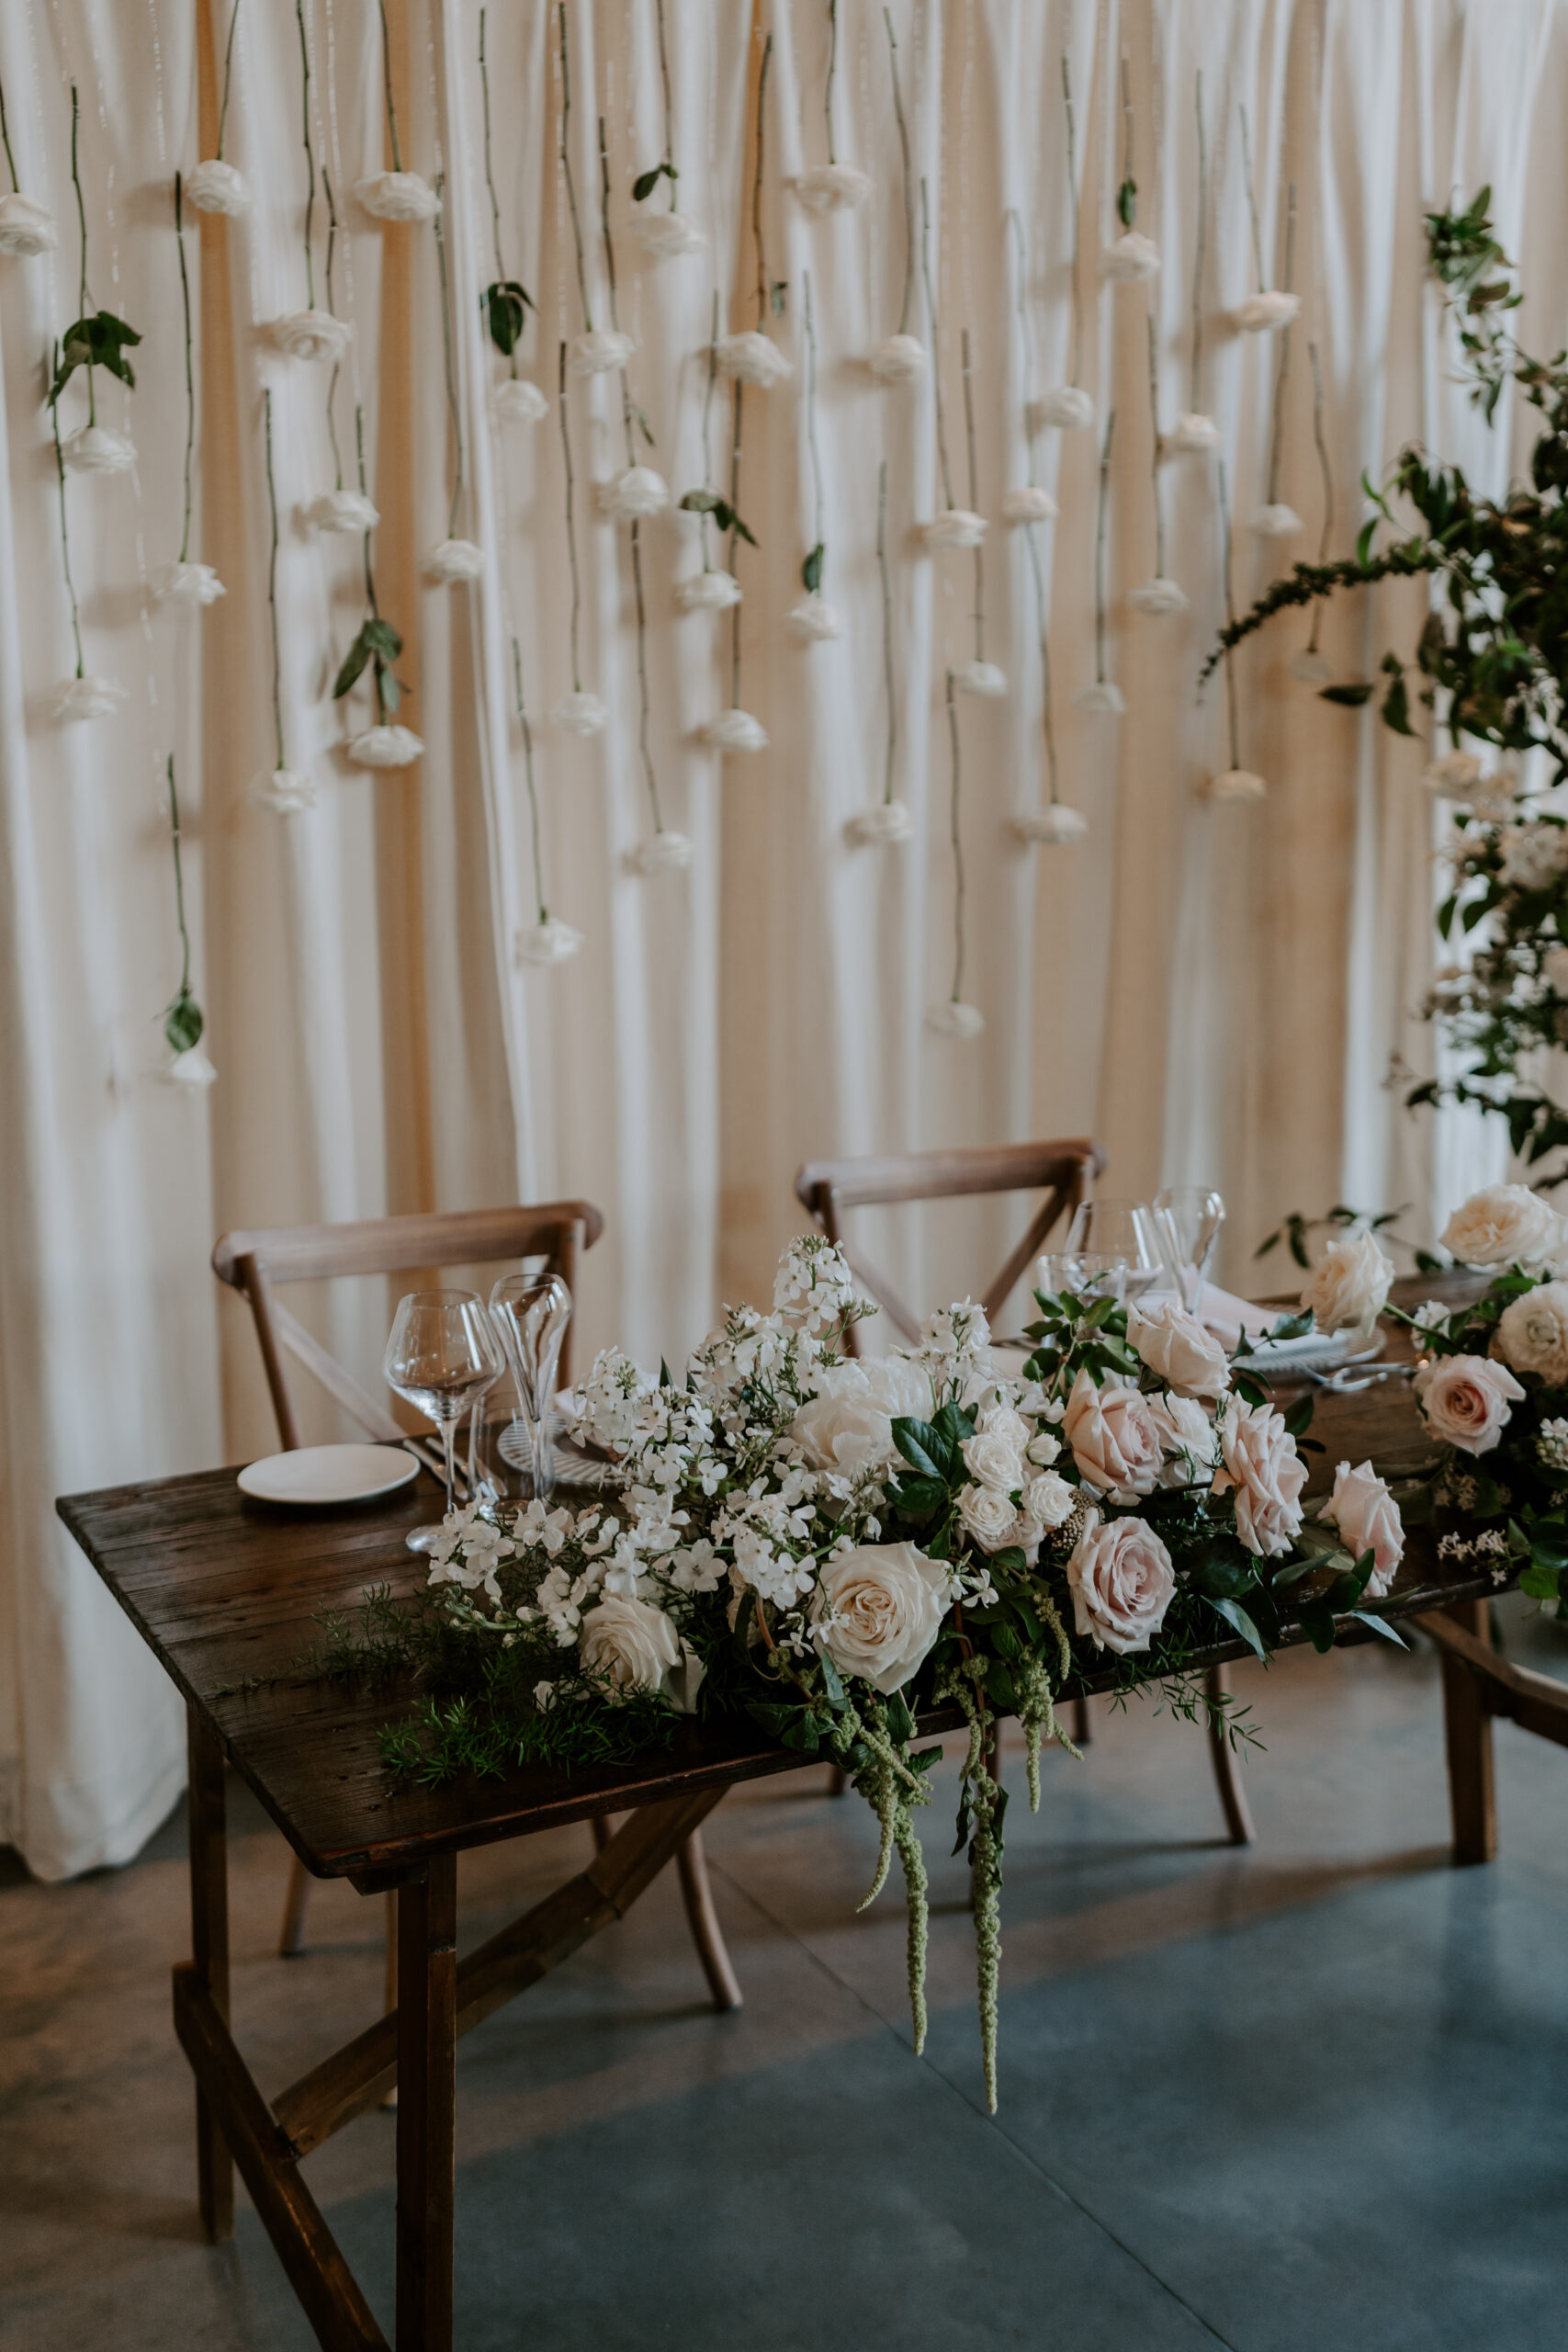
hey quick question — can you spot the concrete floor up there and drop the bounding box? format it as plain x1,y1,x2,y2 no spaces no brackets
4,1606,1567,2350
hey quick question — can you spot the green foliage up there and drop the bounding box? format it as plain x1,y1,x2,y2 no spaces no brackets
51,310,141,401
1255,1204,1439,1273
679,487,757,546
1116,175,1136,230
802,542,824,594
163,989,203,1054
632,160,678,202
481,277,534,356
333,615,406,715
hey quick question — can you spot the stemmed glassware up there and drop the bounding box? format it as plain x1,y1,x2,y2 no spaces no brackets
1063,1199,1166,1301
1036,1250,1131,1303
488,1272,572,1507
1152,1186,1226,1312
382,1290,503,1553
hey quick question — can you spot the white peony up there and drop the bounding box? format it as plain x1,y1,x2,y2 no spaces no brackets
628,831,692,875
1127,1298,1230,1398
1250,502,1303,539
269,309,353,363
1066,1512,1176,1654
791,1356,934,1477
516,916,584,966
785,593,841,642
347,724,423,768
597,466,671,520
1104,232,1160,280
1423,749,1484,798
0,191,57,254
1289,648,1331,684
153,561,225,605
63,424,136,474
1235,289,1302,333
715,331,791,388
924,508,987,551
1073,682,1125,715
1128,577,1189,616
1201,768,1267,802
810,1540,950,1695
494,378,549,424
185,161,248,216
551,691,608,736
53,675,128,721
630,209,705,258
926,1001,985,1038
167,1044,219,1088
355,171,440,221
848,800,914,846
1013,805,1089,845
422,537,483,583
1441,1183,1563,1272
1002,485,1058,524
569,329,636,377
675,569,741,613
704,707,769,753
249,766,315,813
795,164,872,213
1302,1227,1394,1340
305,489,379,533
953,659,1007,697
868,334,927,385
1164,412,1221,454
1495,1281,1568,1386
1034,385,1096,431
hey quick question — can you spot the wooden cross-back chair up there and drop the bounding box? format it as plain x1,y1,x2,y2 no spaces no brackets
211,1201,741,2016
794,1140,1257,1847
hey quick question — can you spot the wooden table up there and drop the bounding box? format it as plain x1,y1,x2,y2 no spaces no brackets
57,1298,1501,2352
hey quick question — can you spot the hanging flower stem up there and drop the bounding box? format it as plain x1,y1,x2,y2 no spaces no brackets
163,756,205,1053
1305,338,1334,653
1062,57,1085,388
728,379,745,706
558,3,593,330
294,0,316,310
1238,104,1266,295
322,167,344,489
0,65,20,192
1146,309,1167,576
1010,212,1061,803
883,8,916,335
823,0,840,165
49,356,84,678
1093,406,1115,683
433,175,465,539
376,0,404,175
945,669,967,1004
175,175,195,562
961,326,985,660
1265,182,1298,505
355,404,378,617
655,0,676,200
479,9,520,378
919,178,955,507
877,457,897,805
70,86,95,425
558,339,584,694
1007,210,1038,481
1190,71,1208,413
345,403,399,727
698,290,720,571
1217,456,1242,767
599,117,664,833
752,31,774,327
512,637,549,925
264,388,286,763
1118,51,1136,223
802,270,826,591
216,0,242,161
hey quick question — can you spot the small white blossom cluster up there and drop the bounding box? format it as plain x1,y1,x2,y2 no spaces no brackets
1538,1417,1568,1474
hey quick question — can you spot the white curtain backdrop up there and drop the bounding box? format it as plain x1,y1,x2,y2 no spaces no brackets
1,0,1558,1878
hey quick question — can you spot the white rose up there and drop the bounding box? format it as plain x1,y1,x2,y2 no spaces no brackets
1104,231,1160,280
1066,1512,1176,1654
551,690,609,737
1147,1391,1219,1485
1495,1281,1568,1386
63,424,137,474
185,161,249,216
790,1357,934,1478
152,560,226,605
269,309,353,363
784,593,841,642
1126,1298,1230,1398
868,333,927,384
1073,681,1126,715
580,1596,700,1708
347,724,423,768
1002,485,1057,524
0,191,57,254
1321,1460,1404,1600
704,707,769,753
569,329,636,377
630,209,705,258
924,508,987,550
957,1482,1019,1553
849,799,915,845
355,170,441,221
597,466,671,520
1034,384,1096,430
961,1404,1030,1492
515,917,584,967
1302,1227,1394,1339
1127,576,1190,616
1164,412,1221,453
810,1540,949,1695
422,537,484,583
1010,1472,1077,1559
1213,1398,1308,1558
676,569,742,613
1441,1182,1562,1273
715,331,791,387
52,675,128,722
794,164,872,213
1234,288,1301,332
495,379,549,424
1013,805,1089,845
305,489,380,533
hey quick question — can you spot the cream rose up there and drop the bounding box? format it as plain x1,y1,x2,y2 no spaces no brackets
1302,1227,1394,1339
1213,1398,1307,1558
789,1357,934,1478
961,1404,1030,1493
1321,1460,1404,1600
1063,1370,1161,1497
1413,1353,1524,1455
810,1540,950,1695
1495,1281,1568,1385
1148,1391,1220,1485
1440,1183,1563,1274
1066,1512,1176,1655
957,1482,1020,1553
579,1595,681,1695
1127,1298,1230,1398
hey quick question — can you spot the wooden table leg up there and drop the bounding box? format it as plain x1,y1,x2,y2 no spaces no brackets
1205,1662,1256,1846
396,1854,457,2350
187,1704,234,2243
676,1831,742,2012
1440,1597,1497,1865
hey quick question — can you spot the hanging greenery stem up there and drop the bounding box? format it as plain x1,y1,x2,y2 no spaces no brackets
558,338,584,693
938,1657,1004,2113
883,8,916,335
1238,104,1267,295
376,0,404,175
822,0,840,165
752,30,779,324
558,3,593,330
175,175,195,561
919,178,955,507
0,63,20,194
1117,51,1137,227
1303,339,1334,655
49,351,84,678
1010,213,1062,804
332,406,405,726
1146,310,1167,576
433,175,467,539
1062,58,1085,388
216,0,242,161
599,115,664,834
512,637,549,926
321,166,344,488
876,458,897,805
1265,184,1299,505
51,87,141,423
163,756,205,1054
944,670,967,1005
294,0,316,309
801,270,826,594
1216,456,1243,768
1190,72,1208,412
264,388,286,766
1093,407,1116,684
479,9,534,368
961,326,986,659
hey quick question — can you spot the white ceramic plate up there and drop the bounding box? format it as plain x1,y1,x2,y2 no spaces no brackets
238,1443,421,1506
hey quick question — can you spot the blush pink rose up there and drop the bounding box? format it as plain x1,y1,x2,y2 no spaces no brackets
1063,1370,1162,1497
1213,1397,1308,1558
1414,1352,1524,1455
1321,1459,1404,1599
1066,1511,1176,1654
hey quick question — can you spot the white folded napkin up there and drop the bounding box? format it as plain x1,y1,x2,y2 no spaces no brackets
1197,1282,1296,1348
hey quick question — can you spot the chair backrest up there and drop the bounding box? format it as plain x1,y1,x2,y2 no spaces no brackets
212,1201,604,1452
794,1141,1106,1356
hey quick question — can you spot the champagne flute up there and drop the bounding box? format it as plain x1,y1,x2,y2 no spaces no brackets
1064,1200,1164,1300
489,1272,572,1506
383,1291,503,1553
1153,1186,1226,1313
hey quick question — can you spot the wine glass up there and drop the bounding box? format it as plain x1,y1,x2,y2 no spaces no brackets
489,1272,572,1507
1153,1186,1226,1313
1035,1250,1129,1304
1064,1200,1165,1300
383,1291,503,1553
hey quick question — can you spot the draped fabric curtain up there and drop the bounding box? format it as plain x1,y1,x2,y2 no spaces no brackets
0,0,1557,1878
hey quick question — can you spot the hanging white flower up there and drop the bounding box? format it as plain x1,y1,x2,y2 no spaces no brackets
1424,750,1486,798
924,509,987,551
355,171,441,222
927,1001,986,1039
629,831,694,874
153,560,226,605
1202,768,1268,802
0,192,58,254
269,309,353,364
348,724,424,768
1235,289,1302,334
675,570,741,613
569,328,636,377
185,161,250,216
793,164,872,214
1127,578,1189,616
550,690,609,736
1164,412,1222,454
704,707,769,754
1073,682,1125,715
516,916,584,966
1104,232,1160,281
1014,805,1089,844
715,332,791,388
423,537,484,583
1002,485,1057,525
1035,385,1096,430
52,675,128,722
868,334,927,385
953,660,1008,698
1250,503,1303,539
249,766,315,813
630,209,705,258
848,801,914,845
63,424,137,475
1289,647,1331,684
304,488,379,533
167,1044,219,1088
785,593,841,643
596,466,671,520
494,377,549,424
